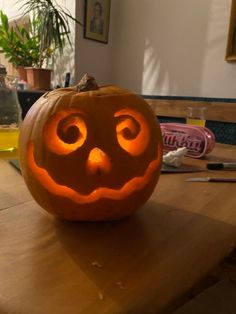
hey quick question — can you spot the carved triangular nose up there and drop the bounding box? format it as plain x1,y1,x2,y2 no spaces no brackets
86,147,111,175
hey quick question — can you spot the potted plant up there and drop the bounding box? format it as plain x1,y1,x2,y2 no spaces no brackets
19,0,83,90
0,10,40,81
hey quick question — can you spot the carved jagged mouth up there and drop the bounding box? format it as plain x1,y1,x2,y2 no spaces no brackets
27,141,160,204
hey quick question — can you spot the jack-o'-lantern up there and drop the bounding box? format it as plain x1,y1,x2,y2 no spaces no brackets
19,74,163,221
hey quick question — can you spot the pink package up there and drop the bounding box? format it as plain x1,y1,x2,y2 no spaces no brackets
160,123,215,158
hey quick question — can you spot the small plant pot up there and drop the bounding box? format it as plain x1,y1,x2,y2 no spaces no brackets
26,67,52,90
17,66,27,82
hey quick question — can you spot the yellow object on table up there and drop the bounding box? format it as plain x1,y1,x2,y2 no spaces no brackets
0,129,19,159
186,106,206,126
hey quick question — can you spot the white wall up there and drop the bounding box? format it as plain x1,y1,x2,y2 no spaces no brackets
0,0,113,86
0,0,22,19
1,0,236,98
51,0,77,87
0,0,78,87
111,0,236,98
74,0,114,85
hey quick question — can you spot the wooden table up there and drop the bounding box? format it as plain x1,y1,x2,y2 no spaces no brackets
1,143,236,314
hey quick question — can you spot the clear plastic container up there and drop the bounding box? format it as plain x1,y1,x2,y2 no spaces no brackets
186,106,206,127
0,65,22,157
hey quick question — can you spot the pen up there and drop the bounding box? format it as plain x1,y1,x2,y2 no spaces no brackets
207,162,236,170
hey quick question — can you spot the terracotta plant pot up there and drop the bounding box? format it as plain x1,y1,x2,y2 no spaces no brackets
17,66,27,82
26,67,52,90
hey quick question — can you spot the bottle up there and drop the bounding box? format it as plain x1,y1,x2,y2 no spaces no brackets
0,64,22,158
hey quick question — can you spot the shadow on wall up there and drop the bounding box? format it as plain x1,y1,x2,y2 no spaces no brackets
142,0,212,96
51,45,75,88
112,0,228,96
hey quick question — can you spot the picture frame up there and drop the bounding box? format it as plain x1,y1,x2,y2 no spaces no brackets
225,0,236,61
84,0,111,44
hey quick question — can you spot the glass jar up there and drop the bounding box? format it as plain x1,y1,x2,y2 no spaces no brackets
0,65,22,157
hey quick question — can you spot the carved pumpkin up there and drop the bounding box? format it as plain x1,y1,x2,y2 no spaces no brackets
19,75,163,221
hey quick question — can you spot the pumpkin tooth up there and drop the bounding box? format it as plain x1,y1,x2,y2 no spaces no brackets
27,141,160,203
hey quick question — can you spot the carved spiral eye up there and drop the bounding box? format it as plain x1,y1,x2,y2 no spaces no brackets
115,108,150,156
43,110,87,155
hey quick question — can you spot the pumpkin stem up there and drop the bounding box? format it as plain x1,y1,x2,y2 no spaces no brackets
77,73,98,92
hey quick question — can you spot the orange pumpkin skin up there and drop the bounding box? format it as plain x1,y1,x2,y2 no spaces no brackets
19,84,163,221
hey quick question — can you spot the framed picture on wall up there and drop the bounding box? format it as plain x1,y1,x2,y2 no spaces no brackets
84,0,111,44
225,0,236,61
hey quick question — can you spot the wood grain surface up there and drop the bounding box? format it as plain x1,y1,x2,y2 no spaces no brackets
145,98,236,123
1,143,236,314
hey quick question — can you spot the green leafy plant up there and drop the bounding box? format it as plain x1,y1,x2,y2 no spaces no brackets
19,0,83,68
0,10,41,68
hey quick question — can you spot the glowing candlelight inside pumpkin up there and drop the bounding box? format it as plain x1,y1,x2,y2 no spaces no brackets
19,74,163,221
87,147,111,175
